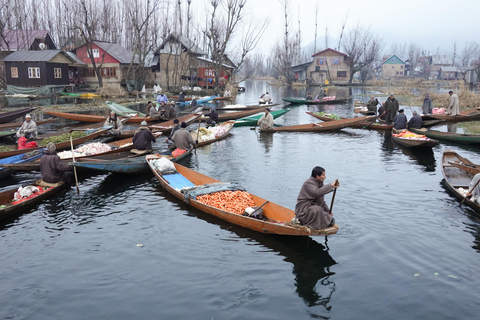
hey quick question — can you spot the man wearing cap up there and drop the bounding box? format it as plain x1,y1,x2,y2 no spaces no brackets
257,108,274,131
171,122,196,151
133,121,157,151
104,111,123,135
392,109,407,131
448,90,460,116
40,142,74,184
16,114,38,139
156,91,168,105
385,94,399,124
366,96,380,115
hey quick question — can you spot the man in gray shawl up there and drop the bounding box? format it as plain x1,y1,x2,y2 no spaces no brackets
295,166,340,230
448,90,460,116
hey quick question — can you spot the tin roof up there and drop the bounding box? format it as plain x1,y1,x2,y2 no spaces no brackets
156,33,206,56
311,48,348,57
2,50,77,63
92,41,138,64
0,30,55,51
382,55,405,65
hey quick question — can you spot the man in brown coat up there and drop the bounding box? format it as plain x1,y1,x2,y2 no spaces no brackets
295,166,339,230
39,142,74,184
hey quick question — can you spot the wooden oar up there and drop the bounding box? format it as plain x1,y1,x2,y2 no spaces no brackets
70,136,80,194
459,178,480,206
194,119,201,154
363,110,387,129
329,179,339,214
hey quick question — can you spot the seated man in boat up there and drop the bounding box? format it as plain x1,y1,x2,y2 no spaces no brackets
204,107,219,126
145,101,154,117
162,102,177,120
165,119,181,147
261,92,272,104
16,114,38,139
156,91,168,105
104,111,123,135
40,142,74,185
171,122,196,151
190,98,198,107
306,92,313,100
407,111,423,129
178,92,186,103
366,96,380,114
257,107,274,131
392,109,407,132
467,173,480,204
133,121,157,152
149,102,164,119
295,166,339,230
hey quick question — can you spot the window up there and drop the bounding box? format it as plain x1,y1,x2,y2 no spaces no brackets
316,58,326,65
396,71,400,75
101,67,116,78
86,68,96,77
400,65,404,69
54,68,62,78
332,58,341,65
28,67,40,78
92,49,99,58
11,67,18,78
337,71,347,78
392,66,394,69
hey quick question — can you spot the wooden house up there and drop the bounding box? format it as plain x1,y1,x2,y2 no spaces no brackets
306,48,351,84
2,50,81,94
75,41,139,89
382,55,406,77
196,56,235,89
438,66,461,80
292,62,312,83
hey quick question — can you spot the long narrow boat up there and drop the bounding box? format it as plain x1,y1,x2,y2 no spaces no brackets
0,130,16,138
0,107,37,124
234,108,292,127
0,149,45,179
146,156,339,236
213,103,280,111
70,149,192,174
392,131,439,148
0,180,66,221
44,110,161,124
0,118,56,130
60,92,101,99
409,127,480,144
422,109,480,123
177,95,218,107
106,101,146,117
442,149,480,214
193,121,235,147
0,128,108,159
306,112,443,130
202,107,266,122
282,98,349,105
262,116,375,133
446,152,480,175
171,95,232,102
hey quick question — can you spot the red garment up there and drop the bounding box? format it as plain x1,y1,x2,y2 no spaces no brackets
26,141,38,148
172,148,187,157
17,137,27,150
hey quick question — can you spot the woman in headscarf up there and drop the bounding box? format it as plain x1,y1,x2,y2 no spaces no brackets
422,93,433,115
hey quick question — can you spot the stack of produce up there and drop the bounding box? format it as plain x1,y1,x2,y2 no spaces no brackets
191,126,226,142
393,131,429,140
314,112,342,120
57,142,113,159
12,185,49,205
322,96,336,101
196,191,255,215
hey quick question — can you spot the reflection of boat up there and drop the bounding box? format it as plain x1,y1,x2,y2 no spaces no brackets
0,107,37,124
410,127,480,144
147,156,339,236
396,143,436,172
442,149,480,214
262,116,374,133
234,108,291,127
283,98,348,105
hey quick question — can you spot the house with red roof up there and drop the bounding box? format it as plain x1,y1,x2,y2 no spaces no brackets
306,48,351,84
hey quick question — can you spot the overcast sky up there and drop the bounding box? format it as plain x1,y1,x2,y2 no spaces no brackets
232,0,480,56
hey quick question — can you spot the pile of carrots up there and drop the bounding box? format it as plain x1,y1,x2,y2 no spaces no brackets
196,191,255,215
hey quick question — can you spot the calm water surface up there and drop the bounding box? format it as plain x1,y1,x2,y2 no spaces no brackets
1,81,480,319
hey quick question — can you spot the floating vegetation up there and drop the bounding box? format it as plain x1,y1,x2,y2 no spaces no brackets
40,131,87,146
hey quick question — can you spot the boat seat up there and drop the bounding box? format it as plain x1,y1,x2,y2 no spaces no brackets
163,173,195,190
131,149,152,155
35,179,62,188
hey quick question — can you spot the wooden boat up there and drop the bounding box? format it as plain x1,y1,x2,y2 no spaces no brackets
60,92,101,99
442,149,480,214
149,112,203,134
446,152,480,175
392,131,439,148
214,103,280,111
146,156,339,236
0,149,45,179
202,107,265,122
193,121,235,147
234,108,291,127
409,127,480,144
106,101,146,117
0,107,37,124
282,97,349,105
0,130,16,138
0,180,65,222
44,110,160,124
70,149,192,174
354,107,375,115
422,109,480,123
0,118,56,130
171,95,232,102
262,116,375,133
0,128,108,159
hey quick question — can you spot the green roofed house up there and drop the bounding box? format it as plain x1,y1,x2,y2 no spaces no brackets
382,55,406,78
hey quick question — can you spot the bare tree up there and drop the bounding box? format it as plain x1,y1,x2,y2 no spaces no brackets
407,41,422,76
341,25,382,83
460,42,479,67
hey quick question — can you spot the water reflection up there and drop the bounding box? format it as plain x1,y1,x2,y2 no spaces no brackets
396,145,437,172
382,131,395,153
258,132,273,153
447,123,458,133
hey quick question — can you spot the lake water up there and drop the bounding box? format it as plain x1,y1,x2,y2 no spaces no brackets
1,80,480,319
